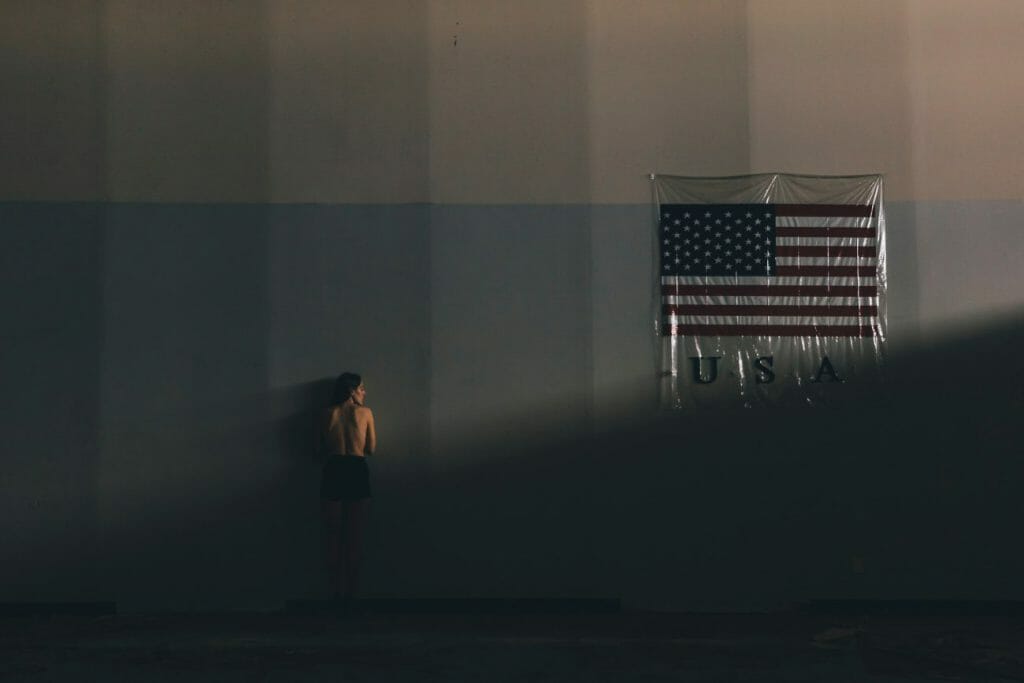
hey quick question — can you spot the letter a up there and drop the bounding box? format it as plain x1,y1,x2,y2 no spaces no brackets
690,356,721,384
754,356,775,384
812,355,844,383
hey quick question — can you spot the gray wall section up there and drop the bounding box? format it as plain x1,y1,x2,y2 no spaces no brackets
429,205,593,458
0,204,105,601
97,205,275,610
3,200,1023,609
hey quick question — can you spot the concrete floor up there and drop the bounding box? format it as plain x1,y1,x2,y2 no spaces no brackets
3,611,1024,682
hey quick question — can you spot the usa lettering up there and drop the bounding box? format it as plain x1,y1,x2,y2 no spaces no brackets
688,355,845,384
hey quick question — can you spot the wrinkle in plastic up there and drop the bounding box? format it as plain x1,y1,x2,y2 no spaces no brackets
653,173,886,409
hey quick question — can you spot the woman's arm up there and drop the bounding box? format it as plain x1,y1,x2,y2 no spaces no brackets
363,408,376,455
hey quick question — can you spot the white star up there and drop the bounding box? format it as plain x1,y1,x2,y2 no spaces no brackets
684,264,691,270
745,264,753,270
684,251,691,257
663,251,670,257
674,245,681,251
754,219,761,225
754,244,762,251
674,233,681,238
674,257,681,264
725,212,732,218
745,251,752,257
746,225,753,232
745,212,752,218
704,225,712,231
683,212,690,218
673,219,681,225
764,238,771,244
704,251,712,257
664,264,670,270
715,219,722,225
704,238,711,244
725,237,732,244
714,257,722,263
684,239,691,245
714,244,722,251
724,225,731,232
735,257,742,263
663,225,670,232
705,264,712,270
704,212,712,218
664,213,670,218
683,226,690,232
764,212,772,218
746,238,752,245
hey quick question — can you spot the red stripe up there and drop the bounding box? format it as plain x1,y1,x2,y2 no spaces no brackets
774,265,877,276
661,284,878,296
775,246,876,257
776,227,876,238
663,304,878,316
662,324,881,337
774,204,875,217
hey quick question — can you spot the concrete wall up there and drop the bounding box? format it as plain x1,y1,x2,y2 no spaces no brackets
2,1,1022,611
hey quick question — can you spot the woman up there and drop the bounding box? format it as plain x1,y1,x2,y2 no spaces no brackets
319,372,376,605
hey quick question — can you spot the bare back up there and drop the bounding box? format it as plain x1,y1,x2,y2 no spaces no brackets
323,403,376,456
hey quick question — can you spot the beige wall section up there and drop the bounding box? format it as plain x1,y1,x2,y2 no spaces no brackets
5,1,1024,203
748,0,1024,201
746,1,915,198
0,1,105,201
426,0,591,204
104,1,272,202
267,1,429,203
586,0,749,203
905,0,1024,200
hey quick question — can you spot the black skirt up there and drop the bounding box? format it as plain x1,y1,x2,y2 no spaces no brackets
320,455,371,501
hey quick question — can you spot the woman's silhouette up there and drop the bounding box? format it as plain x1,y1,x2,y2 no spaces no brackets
319,372,375,605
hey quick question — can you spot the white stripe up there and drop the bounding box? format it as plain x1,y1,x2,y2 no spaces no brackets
666,315,877,325
776,257,877,266
775,217,877,228
661,276,878,286
776,237,876,247
663,295,877,305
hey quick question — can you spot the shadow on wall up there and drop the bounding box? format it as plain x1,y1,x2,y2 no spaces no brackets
87,312,1024,612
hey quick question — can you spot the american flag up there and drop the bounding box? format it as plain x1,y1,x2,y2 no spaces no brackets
660,203,880,337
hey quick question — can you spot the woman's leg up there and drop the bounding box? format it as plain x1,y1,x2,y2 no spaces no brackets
322,500,344,597
340,499,368,598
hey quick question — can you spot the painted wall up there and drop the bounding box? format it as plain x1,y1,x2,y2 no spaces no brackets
1,1,1022,611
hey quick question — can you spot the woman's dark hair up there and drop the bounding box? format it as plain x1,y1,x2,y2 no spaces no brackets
332,372,362,405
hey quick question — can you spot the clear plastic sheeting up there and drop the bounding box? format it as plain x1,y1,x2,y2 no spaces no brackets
653,173,886,409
